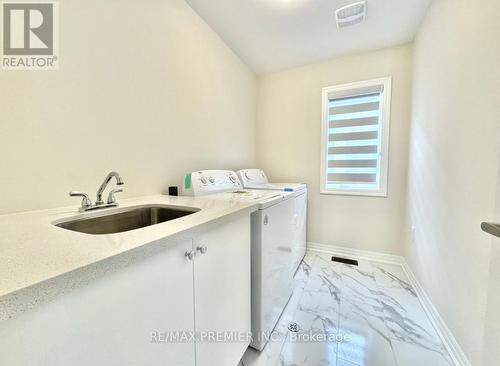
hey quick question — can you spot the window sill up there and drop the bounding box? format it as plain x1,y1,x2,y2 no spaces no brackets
320,189,387,198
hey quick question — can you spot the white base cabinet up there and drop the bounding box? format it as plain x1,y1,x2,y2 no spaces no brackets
0,215,251,366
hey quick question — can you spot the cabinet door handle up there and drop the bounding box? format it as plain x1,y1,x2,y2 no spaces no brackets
185,250,197,261
196,245,208,255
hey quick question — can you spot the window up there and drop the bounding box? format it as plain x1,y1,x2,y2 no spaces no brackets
320,77,392,196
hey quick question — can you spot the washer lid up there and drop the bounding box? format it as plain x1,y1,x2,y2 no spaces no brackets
242,182,307,193
204,189,294,209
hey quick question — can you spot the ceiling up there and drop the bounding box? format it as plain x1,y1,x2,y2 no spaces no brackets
185,0,432,73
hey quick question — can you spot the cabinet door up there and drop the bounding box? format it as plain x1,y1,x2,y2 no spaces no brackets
194,215,251,366
0,239,195,366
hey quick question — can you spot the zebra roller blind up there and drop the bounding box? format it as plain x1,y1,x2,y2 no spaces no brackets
321,78,391,195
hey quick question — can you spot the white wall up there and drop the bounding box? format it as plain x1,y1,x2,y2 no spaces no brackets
404,0,500,364
256,44,413,254
0,0,256,214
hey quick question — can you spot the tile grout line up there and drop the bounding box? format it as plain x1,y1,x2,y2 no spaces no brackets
369,261,402,366
337,257,399,366
307,243,471,366
336,260,345,365
375,265,454,365
273,254,318,366
398,263,466,366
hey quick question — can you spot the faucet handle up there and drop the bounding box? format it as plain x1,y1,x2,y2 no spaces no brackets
70,191,92,209
107,188,123,204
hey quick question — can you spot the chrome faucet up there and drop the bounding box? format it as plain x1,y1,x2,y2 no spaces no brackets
96,171,124,205
70,171,124,212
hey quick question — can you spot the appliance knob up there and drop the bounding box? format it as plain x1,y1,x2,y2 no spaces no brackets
209,176,215,183
245,171,251,180
229,175,236,183
200,176,208,184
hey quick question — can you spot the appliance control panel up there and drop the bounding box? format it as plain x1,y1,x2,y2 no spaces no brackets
237,169,269,187
184,170,242,196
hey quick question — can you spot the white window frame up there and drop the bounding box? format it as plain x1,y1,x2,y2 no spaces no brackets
320,77,392,197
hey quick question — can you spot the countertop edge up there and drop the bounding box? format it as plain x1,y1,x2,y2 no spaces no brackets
0,202,257,322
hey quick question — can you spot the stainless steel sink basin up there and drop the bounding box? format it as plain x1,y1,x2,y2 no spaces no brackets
55,205,200,235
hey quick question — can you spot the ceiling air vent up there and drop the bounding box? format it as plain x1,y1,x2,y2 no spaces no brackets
335,1,367,29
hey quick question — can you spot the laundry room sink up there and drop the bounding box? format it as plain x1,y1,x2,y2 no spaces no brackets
55,205,200,235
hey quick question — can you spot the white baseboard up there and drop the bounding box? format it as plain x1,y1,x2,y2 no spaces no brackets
307,242,404,265
399,261,471,366
307,242,471,366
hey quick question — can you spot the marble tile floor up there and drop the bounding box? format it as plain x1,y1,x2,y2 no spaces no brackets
240,252,454,366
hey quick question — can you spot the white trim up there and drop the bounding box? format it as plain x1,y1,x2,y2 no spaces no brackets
399,262,472,366
307,241,403,264
319,189,388,197
307,242,472,366
320,77,392,197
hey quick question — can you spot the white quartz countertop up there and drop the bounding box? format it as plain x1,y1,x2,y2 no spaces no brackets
0,195,258,301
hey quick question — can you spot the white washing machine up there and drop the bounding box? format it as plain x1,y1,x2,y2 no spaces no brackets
237,169,307,275
184,170,296,351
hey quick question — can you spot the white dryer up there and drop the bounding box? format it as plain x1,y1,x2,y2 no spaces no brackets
237,169,307,275
184,170,295,351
